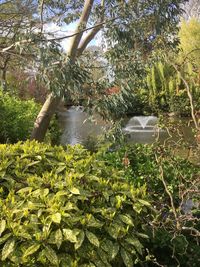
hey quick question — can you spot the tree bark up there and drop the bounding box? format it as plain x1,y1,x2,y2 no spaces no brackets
30,0,102,142
30,94,61,141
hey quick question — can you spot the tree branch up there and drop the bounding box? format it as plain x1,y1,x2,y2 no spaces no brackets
67,0,94,59
77,0,105,56
169,61,200,131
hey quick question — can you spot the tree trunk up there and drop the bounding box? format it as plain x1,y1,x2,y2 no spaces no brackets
30,93,61,142
30,0,102,142
1,67,7,91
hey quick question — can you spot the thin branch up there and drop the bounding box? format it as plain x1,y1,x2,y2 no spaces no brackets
170,61,200,131
155,154,180,230
39,0,45,34
180,48,200,66
0,17,118,54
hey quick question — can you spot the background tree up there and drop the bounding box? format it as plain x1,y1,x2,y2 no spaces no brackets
1,0,187,141
0,0,38,90
178,18,200,67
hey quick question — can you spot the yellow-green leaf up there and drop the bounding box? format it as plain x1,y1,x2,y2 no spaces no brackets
125,237,143,255
0,220,6,236
75,230,85,250
63,229,77,243
121,248,133,267
69,187,80,195
101,240,119,260
44,245,59,266
2,238,15,261
86,230,99,247
119,214,134,226
55,229,62,249
52,213,61,224
0,233,11,245
23,244,40,258
138,199,151,206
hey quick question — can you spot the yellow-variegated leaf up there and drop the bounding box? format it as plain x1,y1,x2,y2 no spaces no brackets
0,233,11,245
101,240,119,260
75,231,85,250
69,187,80,195
2,238,15,261
138,199,151,206
63,229,77,243
52,213,61,224
0,220,6,236
86,230,99,247
121,248,133,267
119,214,134,226
55,229,63,249
23,244,40,258
44,245,59,266
125,237,143,255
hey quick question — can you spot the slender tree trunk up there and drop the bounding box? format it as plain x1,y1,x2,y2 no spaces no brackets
30,93,61,141
30,0,102,142
2,68,7,91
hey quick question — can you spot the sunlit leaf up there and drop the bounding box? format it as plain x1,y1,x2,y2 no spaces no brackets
23,244,40,258
2,238,15,261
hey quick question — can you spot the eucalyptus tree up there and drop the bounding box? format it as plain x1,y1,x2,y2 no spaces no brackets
0,0,38,90
1,0,187,141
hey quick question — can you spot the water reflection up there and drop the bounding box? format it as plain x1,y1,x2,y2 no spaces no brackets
58,106,109,145
58,108,196,146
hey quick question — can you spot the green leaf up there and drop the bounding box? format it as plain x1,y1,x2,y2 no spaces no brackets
119,214,134,226
44,245,59,266
63,229,77,243
56,165,66,174
0,220,6,236
52,213,61,224
97,248,112,267
101,240,119,260
120,248,133,267
69,187,80,195
23,244,40,258
138,199,151,207
55,229,63,249
2,238,15,261
75,230,85,250
0,233,11,245
86,230,99,247
80,263,96,267
125,237,143,255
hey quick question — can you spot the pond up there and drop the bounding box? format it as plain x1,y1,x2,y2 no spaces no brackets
58,106,196,145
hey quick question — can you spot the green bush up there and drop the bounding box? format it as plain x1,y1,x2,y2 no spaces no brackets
0,141,153,267
0,141,199,266
0,90,40,143
100,144,200,266
0,90,61,145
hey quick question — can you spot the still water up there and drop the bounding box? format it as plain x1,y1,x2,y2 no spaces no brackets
58,107,196,147
59,106,109,145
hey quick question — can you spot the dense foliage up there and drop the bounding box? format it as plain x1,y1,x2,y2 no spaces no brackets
0,141,152,266
0,90,40,143
0,141,199,266
100,144,200,266
0,90,60,144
